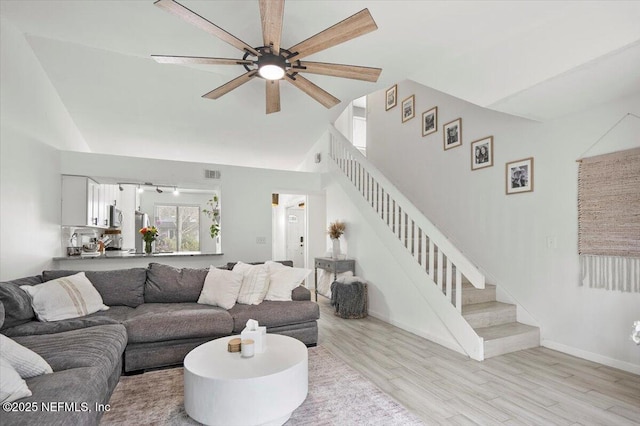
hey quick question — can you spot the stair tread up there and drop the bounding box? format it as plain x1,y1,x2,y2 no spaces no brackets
462,282,496,290
462,301,514,315
474,322,539,341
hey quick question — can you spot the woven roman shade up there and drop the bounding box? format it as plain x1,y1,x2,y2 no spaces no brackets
578,147,640,292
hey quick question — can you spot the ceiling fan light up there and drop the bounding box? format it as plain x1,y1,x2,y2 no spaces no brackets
259,64,285,80
257,54,286,80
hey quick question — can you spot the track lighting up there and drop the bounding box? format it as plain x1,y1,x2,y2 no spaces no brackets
118,184,124,191
156,186,163,193
173,187,179,196
137,185,144,194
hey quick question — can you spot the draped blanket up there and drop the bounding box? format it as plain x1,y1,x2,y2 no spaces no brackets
330,280,367,319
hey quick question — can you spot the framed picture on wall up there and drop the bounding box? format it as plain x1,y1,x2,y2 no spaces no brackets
443,118,462,150
422,106,438,137
506,157,534,194
385,85,397,111
401,95,415,123
471,136,494,170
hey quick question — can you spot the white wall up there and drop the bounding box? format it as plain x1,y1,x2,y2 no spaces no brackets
0,128,61,280
0,19,85,280
324,176,461,352
59,152,323,268
366,80,640,370
0,18,88,153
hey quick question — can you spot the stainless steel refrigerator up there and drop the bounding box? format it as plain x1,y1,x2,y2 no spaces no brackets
134,211,150,254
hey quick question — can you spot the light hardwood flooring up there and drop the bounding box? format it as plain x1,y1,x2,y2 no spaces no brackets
317,298,640,425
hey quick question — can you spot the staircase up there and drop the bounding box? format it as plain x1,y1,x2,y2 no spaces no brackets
458,283,539,358
327,125,540,360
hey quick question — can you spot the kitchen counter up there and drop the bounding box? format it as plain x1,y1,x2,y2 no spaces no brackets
52,252,226,271
53,251,223,261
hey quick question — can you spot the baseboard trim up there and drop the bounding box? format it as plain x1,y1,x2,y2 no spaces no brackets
542,339,640,375
368,309,466,356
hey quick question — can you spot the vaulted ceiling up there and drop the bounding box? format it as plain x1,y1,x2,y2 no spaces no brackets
2,1,639,169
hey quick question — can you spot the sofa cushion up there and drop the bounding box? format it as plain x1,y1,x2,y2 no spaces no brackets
2,316,120,338
125,303,233,343
291,286,311,301
0,276,41,330
12,324,127,378
1,306,134,338
21,272,109,322
43,268,146,307
228,300,320,333
12,367,111,425
144,263,208,303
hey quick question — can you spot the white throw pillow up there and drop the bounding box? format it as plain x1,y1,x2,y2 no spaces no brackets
0,335,52,379
20,272,109,322
197,267,244,310
264,261,312,301
233,262,270,305
0,357,32,403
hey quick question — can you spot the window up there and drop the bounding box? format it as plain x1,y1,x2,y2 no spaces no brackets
154,205,200,252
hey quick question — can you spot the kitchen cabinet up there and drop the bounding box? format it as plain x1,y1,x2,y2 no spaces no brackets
62,175,99,227
62,176,124,227
99,184,120,227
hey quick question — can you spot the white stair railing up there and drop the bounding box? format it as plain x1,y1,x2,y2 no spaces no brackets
328,126,485,313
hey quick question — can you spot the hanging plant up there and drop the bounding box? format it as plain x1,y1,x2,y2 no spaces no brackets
202,195,220,238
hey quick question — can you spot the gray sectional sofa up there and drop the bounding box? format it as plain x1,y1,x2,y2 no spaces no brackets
0,261,319,425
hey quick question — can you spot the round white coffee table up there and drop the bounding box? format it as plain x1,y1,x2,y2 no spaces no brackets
184,334,308,426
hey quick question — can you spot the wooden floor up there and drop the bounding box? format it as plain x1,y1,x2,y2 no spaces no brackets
317,299,640,425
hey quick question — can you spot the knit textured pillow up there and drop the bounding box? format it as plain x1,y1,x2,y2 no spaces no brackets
0,357,32,403
0,334,52,378
233,262,270,305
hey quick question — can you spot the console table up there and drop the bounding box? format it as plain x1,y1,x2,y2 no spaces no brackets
314,257,356,301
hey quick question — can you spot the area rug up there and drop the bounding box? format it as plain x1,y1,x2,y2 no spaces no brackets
101,346,423,425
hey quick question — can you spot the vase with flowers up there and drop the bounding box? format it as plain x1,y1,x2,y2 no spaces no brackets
328,221,346,259
139,226,158,255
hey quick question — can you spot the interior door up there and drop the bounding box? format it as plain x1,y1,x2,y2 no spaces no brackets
286,207,305,267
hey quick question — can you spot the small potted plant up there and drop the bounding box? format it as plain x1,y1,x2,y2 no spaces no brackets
202,196,220,239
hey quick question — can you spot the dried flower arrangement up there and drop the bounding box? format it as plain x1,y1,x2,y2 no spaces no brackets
328,221,346,240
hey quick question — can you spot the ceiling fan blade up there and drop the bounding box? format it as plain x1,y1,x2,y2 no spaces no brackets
286,9,377,61
154,0,259,56
266,80,281,114
152,55,253,66
202,71,257,100
259,0,285,55
286,74,340,109
294,61,381,82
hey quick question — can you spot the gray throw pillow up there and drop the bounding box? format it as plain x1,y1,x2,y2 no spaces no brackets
0,276,41,330
42,269,146,308
145,263,208,303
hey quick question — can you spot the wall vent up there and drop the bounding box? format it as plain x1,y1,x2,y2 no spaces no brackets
204,170,221,179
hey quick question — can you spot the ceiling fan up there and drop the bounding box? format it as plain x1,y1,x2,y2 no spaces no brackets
152,0,382,114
